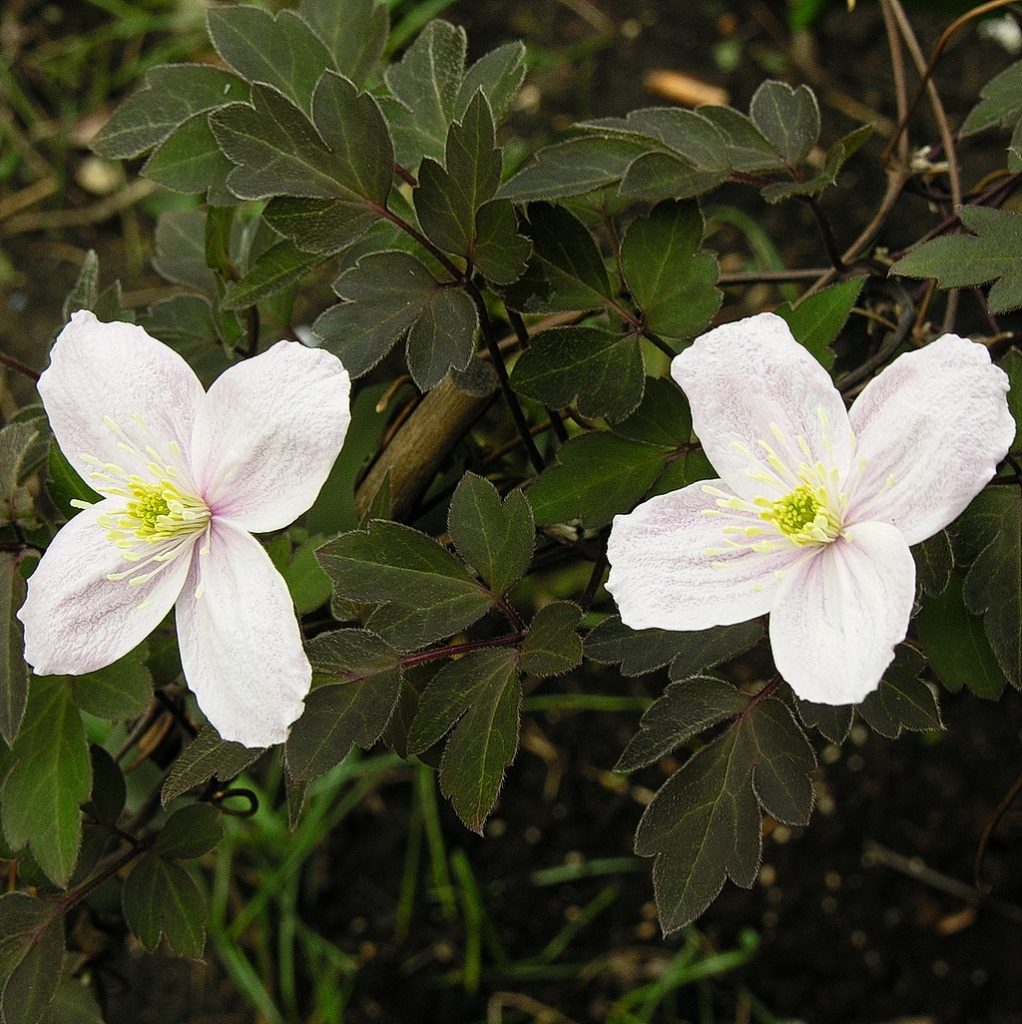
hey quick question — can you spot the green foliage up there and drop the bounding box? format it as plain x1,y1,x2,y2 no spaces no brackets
748,80,820,167
300,0,389,87
520,602,583,677
68,645,153,721
0,420,42,527
122,854,208,956
961,59,1022,170
161,730,263,806
776,277,865,370
0,893,65,1024
892,206,1022,314
858,650,942,738
914,529,954,598
154,804,225,860
0,555,28,746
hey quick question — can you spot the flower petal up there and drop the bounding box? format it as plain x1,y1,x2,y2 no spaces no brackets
671,313,854,500
175,520,310,747
770,521,915,705
18,499,191,675
190,341,351,533
606,480,806,631
39,311,205,485
846,334,1014,545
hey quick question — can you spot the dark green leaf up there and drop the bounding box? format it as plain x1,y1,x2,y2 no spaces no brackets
473,200,531,285
918,575,1006,698
0,420,40,527
582,108,728,169
415,91,501,258
282,539,333,615
697,105,782,172
300,0,388,86
793,698,853,744
85,745,126,828
497,136,647,202
285,629,402,781
154,804,224,860
61,250,99,321
616,676,747,771
207,6,332,112
161,729,263,806
748,80,820,165
0,893,64,1024
961,59,1022,137
121,854,206,956
1002,347,1022,437
263,196,378,255
527,432,665,529
152,211,214,295
859,648,942,738
405,287,478,391
958,487,1022,688
92,64,249,158
620,200,721,340
511,326,644,422
221,239,326,311
504,203,612,314
457,42,526,124
409,649,520,832
611,376,693,448
0,554,28,747
141,113,235,200
38,978,105,1024
317,520,492,634
1,676,91,885
775,277,864,371
69,644,152,720
620,153,726,201
448,473,534,595
520,602,583,677
892,206,1022,314
383,20,467,167
746,699,816,825
142,296,218,351
667,620,764,680
761,124,871,203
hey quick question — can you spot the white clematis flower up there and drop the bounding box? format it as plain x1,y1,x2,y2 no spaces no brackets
607,312,1014,706
18,311,351,746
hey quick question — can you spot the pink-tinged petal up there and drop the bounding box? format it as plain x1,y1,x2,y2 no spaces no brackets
190,341,351,533
846,334,1014,545
39,311,205,484
672,313,854,501
770,521,915,705
606,480,807,631
175,520,309,747
17,499,191,675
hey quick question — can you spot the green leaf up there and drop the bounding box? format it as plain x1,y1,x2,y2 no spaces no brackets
510,326,645,422
383,20,467,167
917,575,1005,698
69,644,153,720
858,648,942,738
761,124,871,203
520,602,583,677
957,487,1022,688
473,200,531,285
2,677,91,885
300,0,388,86
122,854,206,956
961,59,1022,137
263,196,379,255
619,152,726,201
914,528,954,598
91,64,249,158
748,80,820,165
793,698,853,744
775,277,864,371
314,251,474,385
152,210,215,295
61,250,99,321
611,375,693,447
697,106,783,172
0,420,41,526
892,206,1022,314
38,978,105,1024
1002,347,1022,436
142,113,235,200
405,287,479,391
497,136,647,202
161,729,263,806
153,803,224,860
504,203,612,314
459,41,526,121
408,648,520,832
85,745,126,828
285,629,402,781
527,432,665,529
620,200,721,340
317,520,493,636
282,539,333,615
0,893,64,1024
667,621,764,680
582,108,728,170
448,473,534,595
616,676,748,771
415,91,501,259
221,239,326,311
210,75,393,203
207,6,333,112
0,554,28,747
636,695,814,932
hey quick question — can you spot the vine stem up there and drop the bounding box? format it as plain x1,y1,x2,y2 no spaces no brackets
400,632,523,669
0,352,40,382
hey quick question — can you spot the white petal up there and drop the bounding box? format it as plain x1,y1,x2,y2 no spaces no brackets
39,311,205,485
770,521,915,705
671,313,854,501
175,520,310,747
606,480,807,631
846,334,1014,545
17,499,191,675
190,341,351,533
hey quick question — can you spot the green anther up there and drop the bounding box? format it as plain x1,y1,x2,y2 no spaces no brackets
766,485,820,538
126,484,171,536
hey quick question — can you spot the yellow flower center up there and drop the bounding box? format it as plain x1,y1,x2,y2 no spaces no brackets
760,484,841,546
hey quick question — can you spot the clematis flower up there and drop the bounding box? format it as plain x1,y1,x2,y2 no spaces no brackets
18,311,351,746
607,312,1014,705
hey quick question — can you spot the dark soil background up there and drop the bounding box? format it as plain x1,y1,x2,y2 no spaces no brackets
5,1,1022,1022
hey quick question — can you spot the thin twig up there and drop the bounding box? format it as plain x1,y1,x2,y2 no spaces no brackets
0,352,40,382
975,767,1022,894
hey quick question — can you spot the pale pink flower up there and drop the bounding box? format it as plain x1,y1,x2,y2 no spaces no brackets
607,313,1014,705
18,311,351,746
